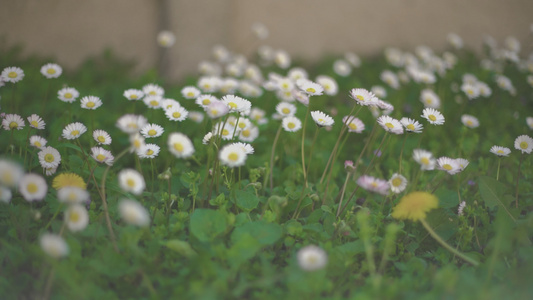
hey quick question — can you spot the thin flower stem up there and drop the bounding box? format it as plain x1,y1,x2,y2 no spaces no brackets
269,124,283,193
304,126,320,186
43,203,64,230
336,172,353,216
398,134,408,174
40,81,50,116
23,127,32,168
301,106,311,187
496,158,501,181
420,218,479,266
100,147,130,253
322,128,351,204
515,154,524,208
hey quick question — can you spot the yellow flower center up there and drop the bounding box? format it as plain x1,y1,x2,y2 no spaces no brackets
96,154,106,161
443,164,453,171
467,89,473,95
282,83,289,89
407,124,415,130
202,99,211,105
392,177,403,187
497,150,504,154
174,143,184,152
130,94,137,99
242,130,250,137
34,141,42,147
68,192,77,202
149,91,156,96
288,122,295,129
421,157,429,165
148,129,157,136
228,153,239,162
210,109,219,116
229,102,238,109
146,149,154,155
86,102,95,108
150,100,159,106
222,129,230,136
27,183,38,194
356,95,365,101
71,130,79,136
318,118,324,123
133,139,141,148
97,136,106,143
8,71,17,78
306,87,316,93
44,154,55,163
69,211,80,223
64,93,73,99
172,112,181,118
47,68,56,75
282,108,290,114
349,123,357,130
9,122,18,129
187,92,195,97
203,84,211,89
520,141,528,149
31,120,39,127
385,123,394,129
127,179,135,187
466,120,473,126
428,115,437,121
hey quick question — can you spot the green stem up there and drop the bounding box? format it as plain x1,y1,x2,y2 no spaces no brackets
496,158,501,181
420,218,479,266
301,106,311,187
515,154,524,208
269,124,283,193
398,134,408,174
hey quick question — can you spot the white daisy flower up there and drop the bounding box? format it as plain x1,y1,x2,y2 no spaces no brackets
62,122,87,140
345,52,361,67
377,116,403,134
19,173,48,202
296,79,324,96
165,106,188,122
514,135,533,154
276,102,297,117
420,89,440,109
316,75,338,96
371,85,387,99
495,75,515,94
288,67,308,81
80,96,103,110
157,30,175,47
461,115,479,128
1,66,24,83
206,101,229,119
421,108,445,125
476,82,492,97
461,83,480,100
0,160,24,188
349,88,377,106
333,59,351,76
123,89,144,101
281,116,302,132
219,143,247,168
455,158,469,171
233,142,254,155
202,132,214,145
168,133,194,158
140,123,164,138
188,111,205,123
249,108,267,124
525,117,533,130
130,133,146,152
143,95,162,109
91,147,114,165
413,149,435,170
297,245,328,271
389,173,408,194
38,146,61,169
458,201,466,216
45,166,58,177
274,50,291,69
2,114,25,131
239,126,259,142
220,78,240,94
251,22,268,39
380,70,400,89
58,87,80,103
40,63,62,79
30,135,47,149
142,83,164,97
277,77,294,92
213,122,236,140
400,118,423,133
27,114,46,130
357,175,389,195
118,169,145,195
198,76,221,93
0,186,12,203
64,204,89,232
137,143,160,159
57,187,89,204
161,98,180,110
490,145,511,157
93,130,112,145
343,116,365,133
311,111,334,127
195,94,218,109
447,33,463,49
181,86,201,99
119,199,150,227
221,95,251,113
40,233,69,259
116,114,147,134
437,157,461,175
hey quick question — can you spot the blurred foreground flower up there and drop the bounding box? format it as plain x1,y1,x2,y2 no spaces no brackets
297,245,328,271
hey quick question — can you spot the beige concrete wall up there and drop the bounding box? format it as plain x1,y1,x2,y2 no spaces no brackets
1,0,532,81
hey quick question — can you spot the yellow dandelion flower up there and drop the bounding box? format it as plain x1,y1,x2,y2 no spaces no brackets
391,191,438,221
52,173,87,190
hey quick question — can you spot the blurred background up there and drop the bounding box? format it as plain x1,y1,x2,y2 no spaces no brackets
1,0,532,81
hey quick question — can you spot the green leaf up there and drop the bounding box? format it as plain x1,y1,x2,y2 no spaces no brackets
335,240,365,256
190,209,228,242
232,221,282,246
478,176,516,223
163,240,197,257
235,189,259,211
434,187,459,209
